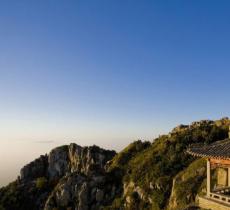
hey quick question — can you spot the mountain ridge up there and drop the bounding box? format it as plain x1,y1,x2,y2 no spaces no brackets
1,117,230,210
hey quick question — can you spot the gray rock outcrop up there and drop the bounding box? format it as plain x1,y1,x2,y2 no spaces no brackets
20,155,48,181
44,172,119,210
19,143,118,210
20,143,116,181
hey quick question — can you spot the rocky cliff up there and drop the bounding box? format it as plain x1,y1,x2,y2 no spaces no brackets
20,143,116,182
1,117,230,210
0,144,118,210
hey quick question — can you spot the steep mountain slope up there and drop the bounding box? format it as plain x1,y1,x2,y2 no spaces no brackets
104,118,230,210
0,118,230,210
167,158,206,210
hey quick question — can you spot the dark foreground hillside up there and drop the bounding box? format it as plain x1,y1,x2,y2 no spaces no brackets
0,118,230,210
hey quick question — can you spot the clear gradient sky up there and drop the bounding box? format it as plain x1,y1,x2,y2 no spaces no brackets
1,0,230,186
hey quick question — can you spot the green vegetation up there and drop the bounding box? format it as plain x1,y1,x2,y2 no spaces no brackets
0,178,51,210
0,205,5,210
108,140,151,172
106,120,229,210
0,181,24,210
167,158,206,210
36,177,48,189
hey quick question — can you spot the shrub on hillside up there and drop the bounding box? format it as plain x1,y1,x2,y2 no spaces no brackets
36,177,48,189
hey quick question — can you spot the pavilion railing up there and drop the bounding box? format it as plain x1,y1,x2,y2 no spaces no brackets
213,186,230,194
209,191,230,206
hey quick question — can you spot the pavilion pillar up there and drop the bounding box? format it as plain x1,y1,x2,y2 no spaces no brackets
228,167,230,186
207,159,211,197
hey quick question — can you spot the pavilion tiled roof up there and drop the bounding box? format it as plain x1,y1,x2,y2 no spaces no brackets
187,139,230,160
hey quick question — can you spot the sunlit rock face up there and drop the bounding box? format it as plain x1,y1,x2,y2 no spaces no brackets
47,145,70,179
68,143,116,175
18,143,118,210
44,172,119,210
20,143,116,181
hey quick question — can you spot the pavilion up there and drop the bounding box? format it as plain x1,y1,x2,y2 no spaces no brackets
187,139,230,210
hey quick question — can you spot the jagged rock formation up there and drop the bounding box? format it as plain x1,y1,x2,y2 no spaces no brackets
1,117,230,210
44,172,119,210
42,144,118,210
21,143,116,182
0,143,118,210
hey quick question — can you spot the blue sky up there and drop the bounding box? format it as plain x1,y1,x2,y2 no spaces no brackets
1,1,230,184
